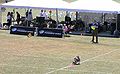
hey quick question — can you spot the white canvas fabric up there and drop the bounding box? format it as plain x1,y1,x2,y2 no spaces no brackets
0,0,120,13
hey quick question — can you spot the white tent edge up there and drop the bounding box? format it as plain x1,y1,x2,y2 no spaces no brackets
1,5,118,13
0,0,120,13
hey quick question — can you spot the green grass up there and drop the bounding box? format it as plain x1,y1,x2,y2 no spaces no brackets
0,30,120,74
0,1,120,73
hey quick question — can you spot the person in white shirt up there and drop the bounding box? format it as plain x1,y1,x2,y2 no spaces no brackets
40,10,44,17
27,9,33,26
40,10,47,20
43,10,47,20
6,12,12,28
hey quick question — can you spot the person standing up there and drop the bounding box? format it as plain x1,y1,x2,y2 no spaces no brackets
16,12,21,25
25,10,29,18
40,10,47,19
27,9,33,27
48,10,52,19
40,10,44,17
6,12,12,28
43,10,47,20
65,11,71,26
91,21,99,43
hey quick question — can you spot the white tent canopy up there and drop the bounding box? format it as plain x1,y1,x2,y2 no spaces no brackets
0,0,70,10
1,0,120,13
70,0,120,13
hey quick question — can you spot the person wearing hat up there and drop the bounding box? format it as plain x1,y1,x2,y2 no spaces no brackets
91,21,99,43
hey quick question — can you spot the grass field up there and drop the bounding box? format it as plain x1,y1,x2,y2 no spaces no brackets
0,1,120,74
0,30,120,74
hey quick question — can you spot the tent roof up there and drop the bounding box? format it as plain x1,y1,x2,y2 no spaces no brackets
69,0,120,13
1,0,120,13
0,0,70,10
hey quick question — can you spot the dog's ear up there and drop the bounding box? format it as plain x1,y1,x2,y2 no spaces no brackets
76,56,80,61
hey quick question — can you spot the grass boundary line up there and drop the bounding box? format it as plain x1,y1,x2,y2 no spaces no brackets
62,69,112,74
88,60,120,63
45,49,119,74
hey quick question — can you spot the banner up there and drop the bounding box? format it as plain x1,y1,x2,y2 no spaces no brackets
37,28,64,38
10,26,35,36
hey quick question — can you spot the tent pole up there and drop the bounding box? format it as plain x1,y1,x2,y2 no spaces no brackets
56,8,59,25
102,13,105,25
0,13,1,23
0,9,2,28
26,8,29,27
113,12,119,37
115,13,118,31
12,8,15,25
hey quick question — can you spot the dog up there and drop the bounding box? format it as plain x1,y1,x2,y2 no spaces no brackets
72,56,80,65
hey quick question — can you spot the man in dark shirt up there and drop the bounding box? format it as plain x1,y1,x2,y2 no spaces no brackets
16,12,21,25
